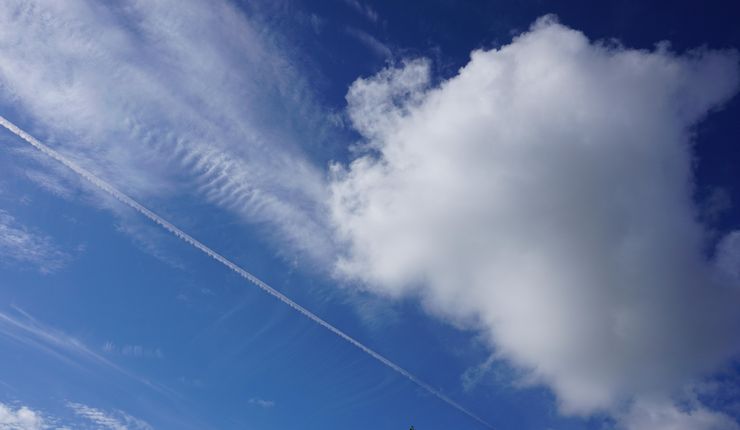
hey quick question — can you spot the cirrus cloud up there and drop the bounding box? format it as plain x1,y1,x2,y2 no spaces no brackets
0,0,336,265
0,210,69,273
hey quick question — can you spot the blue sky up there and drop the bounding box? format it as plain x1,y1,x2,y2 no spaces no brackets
1,1,740,429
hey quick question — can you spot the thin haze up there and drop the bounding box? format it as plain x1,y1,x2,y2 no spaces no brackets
0,115,493,429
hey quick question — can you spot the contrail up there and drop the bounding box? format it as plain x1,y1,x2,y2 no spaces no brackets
0,115,493,429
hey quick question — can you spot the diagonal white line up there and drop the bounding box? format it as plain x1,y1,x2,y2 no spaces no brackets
0,115,493,429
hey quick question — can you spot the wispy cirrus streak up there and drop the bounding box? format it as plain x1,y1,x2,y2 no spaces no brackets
0,115,493,429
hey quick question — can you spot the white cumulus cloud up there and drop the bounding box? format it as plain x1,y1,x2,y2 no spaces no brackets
330,14,740,424
0,403,45,430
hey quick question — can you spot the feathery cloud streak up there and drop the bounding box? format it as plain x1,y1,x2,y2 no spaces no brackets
0,116,492,429
0,304,175,402
67,402,153,430
0,0,334,263
0,210,68,273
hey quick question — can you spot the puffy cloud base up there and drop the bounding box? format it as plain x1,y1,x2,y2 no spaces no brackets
330,15,740,423
0,403,44,430
620,398,740,430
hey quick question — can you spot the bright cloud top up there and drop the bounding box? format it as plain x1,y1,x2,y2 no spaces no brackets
331,15,740,418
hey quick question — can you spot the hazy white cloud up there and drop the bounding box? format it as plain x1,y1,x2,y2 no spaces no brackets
102,341,164,359
113,218,185,270
68,402,152,430
346,27,392,59
0,401,151,430
716,231,740,281
0,402,45,430
248,398,275,409
460,355,504,393
23,169,76,200
0,210,68,273
342,0,379,23
703,188,733,221
0,306,132,381
330,14,740,424
619,398,740,430
0,306,170,397
0,0,336,265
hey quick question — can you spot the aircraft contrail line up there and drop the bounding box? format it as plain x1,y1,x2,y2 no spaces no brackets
0,115,493,429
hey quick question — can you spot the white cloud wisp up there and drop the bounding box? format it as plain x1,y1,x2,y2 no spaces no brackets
0,116,492,429
0,0,335,264
0,210,68,273
67,402,153,430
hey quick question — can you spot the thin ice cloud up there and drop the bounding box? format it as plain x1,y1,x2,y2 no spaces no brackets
248,398,276,409
0,0,336,265
67,402,153,430
0,210,68,273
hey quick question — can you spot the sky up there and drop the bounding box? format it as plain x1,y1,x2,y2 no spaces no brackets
0,1,739,429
